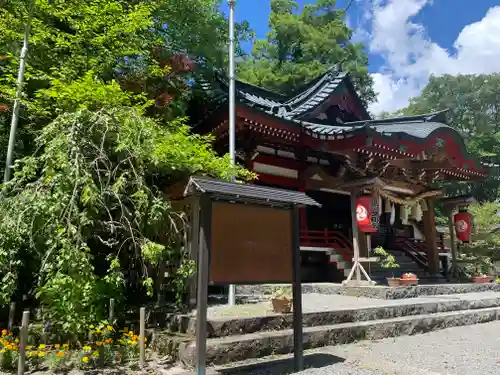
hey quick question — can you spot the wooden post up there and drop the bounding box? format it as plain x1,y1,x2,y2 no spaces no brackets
187,198,200,308
344,189,373,285
195,195,211,375
448,209,458,278
17,310,29,375
350,189,361,282
8,302,15,332
291,205,304,371
423,199,440,275
109,298,115,323
139,307,146,367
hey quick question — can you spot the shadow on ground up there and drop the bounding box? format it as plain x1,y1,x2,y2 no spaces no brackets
214,353,345,375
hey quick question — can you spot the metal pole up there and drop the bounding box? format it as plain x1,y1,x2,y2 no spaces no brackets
4,3,33,184
227,0,237,307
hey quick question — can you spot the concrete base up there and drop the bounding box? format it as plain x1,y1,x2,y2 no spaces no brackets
236,282,500,300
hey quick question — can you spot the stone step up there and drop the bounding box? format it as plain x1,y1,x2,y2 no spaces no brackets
179,306,500,366
185,294,500,338
236,282,500,299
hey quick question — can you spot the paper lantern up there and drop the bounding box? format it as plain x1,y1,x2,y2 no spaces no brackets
453,211,471,242
356,196,377,233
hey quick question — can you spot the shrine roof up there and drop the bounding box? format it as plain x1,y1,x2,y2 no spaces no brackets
301,110,452,139
201,65,362,120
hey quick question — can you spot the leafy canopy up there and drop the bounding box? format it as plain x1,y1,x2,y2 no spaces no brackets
0,0,252,160
237,0,375,106
0,91,253,332
0,0,255,331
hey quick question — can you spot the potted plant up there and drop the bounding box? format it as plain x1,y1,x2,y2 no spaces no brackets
400,272,419,286
470,256,495,283
374,246,400,287
270,286,293,313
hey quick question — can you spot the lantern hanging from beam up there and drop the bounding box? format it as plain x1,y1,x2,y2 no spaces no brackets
453,209,471,243
356,196,377,233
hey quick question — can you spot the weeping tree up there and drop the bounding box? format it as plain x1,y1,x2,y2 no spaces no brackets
0,77,254,333
0,0,256,332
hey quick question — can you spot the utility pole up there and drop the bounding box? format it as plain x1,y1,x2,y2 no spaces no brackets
3,2,34,184
227,0,236,306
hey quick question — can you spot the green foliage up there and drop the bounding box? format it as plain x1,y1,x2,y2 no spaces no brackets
0,103,253,332
270,285,292,298
460,203,500,260
396,74,500,201
237,0,375,106
0,0,252,158
374,246,399,277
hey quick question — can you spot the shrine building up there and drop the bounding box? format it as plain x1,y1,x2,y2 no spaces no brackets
188,67,492,284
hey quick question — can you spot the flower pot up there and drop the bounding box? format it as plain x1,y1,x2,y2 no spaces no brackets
271,297,293,313
399,278,418,286
386,278,400,287
471,276,494,284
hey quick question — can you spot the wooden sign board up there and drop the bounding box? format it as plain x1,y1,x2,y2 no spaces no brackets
210,202,292,284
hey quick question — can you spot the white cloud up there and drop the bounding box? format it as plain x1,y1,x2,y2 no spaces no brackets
362,1,500,114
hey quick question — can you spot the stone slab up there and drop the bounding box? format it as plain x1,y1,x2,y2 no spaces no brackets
236,282,500,299
190,293,500,338
179,306,500,366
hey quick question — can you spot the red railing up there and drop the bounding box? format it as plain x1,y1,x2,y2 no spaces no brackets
300,229,354,262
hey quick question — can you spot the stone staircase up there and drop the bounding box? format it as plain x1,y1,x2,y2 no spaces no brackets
173,289,500,366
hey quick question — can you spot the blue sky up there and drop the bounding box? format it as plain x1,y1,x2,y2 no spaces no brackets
221,0,500,114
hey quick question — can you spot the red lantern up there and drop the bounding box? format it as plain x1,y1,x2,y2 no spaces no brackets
454,211,471,242
356,196,377,233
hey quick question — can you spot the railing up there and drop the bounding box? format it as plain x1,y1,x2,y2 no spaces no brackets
300,229,353,262
394,237,429,271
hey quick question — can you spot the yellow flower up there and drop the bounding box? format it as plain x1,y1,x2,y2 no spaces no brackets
107,325,114,331
0,350,4,354
96,341,103,346
83,345,92,352
39,344,46,350
95,329,101,334
38,351,46,358
92,351,99,358
54,344,60,349
63,344,69,349
1,329,7,336
89,325,95,329
81,356,89,363
14,338,19,343
26,346,32,350
28,351,36,357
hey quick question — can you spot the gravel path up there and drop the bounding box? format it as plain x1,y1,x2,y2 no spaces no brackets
210,321,500,375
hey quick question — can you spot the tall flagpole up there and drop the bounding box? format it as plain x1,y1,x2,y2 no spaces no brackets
227,0,237,306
